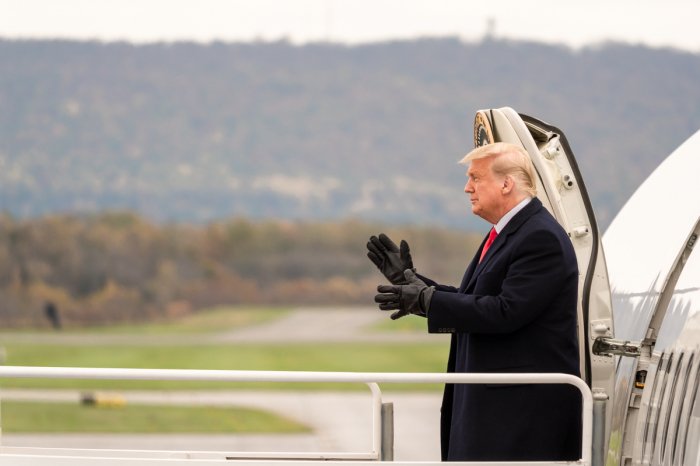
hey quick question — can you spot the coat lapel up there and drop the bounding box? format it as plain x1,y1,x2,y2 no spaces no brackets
464,198,543,292
458,233,490,293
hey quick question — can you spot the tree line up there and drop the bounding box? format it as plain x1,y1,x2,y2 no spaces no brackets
0,212,482,327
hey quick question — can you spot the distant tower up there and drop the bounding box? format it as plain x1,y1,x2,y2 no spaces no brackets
485,17,496,41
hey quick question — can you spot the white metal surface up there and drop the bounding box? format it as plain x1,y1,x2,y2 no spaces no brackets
0,367,593,465
629,321,700,466
604,129,700,342
656,233,700,352
602,128,700,466
0,448,378,461
498,107,567,224
0,458,588,466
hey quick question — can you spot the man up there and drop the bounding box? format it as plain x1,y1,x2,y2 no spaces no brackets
368,142,581,462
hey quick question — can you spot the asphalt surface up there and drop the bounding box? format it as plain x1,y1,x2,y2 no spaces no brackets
0,307,447,460
0,389,443,461
0,308,447,345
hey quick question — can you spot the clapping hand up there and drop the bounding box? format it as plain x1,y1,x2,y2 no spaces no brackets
374,269,434,320
366,233,414,285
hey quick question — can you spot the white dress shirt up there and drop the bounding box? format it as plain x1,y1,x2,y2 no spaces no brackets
494,197,532,234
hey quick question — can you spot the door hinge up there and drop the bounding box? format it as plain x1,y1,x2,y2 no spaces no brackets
592,337,642,357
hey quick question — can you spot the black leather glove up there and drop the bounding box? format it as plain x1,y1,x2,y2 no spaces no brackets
366,233,414,285
374,269,435,320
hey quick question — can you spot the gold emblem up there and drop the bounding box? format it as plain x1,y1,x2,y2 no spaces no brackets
474,111,494,148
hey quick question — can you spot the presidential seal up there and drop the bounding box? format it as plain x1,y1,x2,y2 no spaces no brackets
474,111,494,148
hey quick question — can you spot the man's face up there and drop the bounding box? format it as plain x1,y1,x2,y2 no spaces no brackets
464,157,505,224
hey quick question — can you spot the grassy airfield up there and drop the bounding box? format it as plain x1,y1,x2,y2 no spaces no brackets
370,315,428,333
2,306,290,335
0,307,447,433
1,401,309,433
0,343,448,391
0,307,448,391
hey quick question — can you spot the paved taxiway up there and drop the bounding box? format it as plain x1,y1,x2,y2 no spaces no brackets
0,307,447,460
0,308,445,345
0,389,443,461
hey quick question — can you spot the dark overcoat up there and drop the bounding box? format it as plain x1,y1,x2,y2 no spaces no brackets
419,198,582,462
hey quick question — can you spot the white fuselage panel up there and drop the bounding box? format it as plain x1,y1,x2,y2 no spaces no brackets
604,129,700,342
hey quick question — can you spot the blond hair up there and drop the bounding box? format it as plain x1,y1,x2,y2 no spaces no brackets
460,143,538,198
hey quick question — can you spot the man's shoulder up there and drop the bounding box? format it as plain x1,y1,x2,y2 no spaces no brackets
517,206,574,251
528,204,566,231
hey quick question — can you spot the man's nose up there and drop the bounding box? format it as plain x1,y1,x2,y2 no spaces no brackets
464,180,473,193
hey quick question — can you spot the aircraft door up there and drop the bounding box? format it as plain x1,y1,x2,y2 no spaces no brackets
475,108,617,452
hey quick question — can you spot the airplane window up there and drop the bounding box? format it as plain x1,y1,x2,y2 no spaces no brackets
683,356,700,466
671,353,694,465
660,353,684,464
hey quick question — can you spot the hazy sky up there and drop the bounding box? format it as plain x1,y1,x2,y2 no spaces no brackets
1,0,699,52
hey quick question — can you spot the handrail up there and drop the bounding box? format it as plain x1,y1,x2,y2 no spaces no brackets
0,367,593,464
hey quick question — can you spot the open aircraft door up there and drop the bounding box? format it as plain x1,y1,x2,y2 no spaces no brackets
475,108,617,455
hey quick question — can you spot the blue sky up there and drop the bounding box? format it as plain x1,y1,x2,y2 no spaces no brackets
1,0,698,51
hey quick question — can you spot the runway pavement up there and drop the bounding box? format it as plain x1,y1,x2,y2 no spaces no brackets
0,307,447,460
0,389,443,461
0,308,447,345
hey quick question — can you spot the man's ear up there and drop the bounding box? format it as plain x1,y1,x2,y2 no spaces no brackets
501,175,515,194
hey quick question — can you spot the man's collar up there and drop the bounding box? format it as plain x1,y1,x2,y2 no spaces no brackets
494,197,532,234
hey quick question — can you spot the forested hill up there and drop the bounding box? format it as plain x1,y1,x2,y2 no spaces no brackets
1,39,699,230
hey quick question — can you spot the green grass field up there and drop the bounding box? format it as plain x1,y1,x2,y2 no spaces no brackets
1,401,309,433
0,343,449,391
370,315,428,333
1,306,290,335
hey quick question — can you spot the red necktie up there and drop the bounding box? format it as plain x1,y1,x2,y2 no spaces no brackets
479,228,498,263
